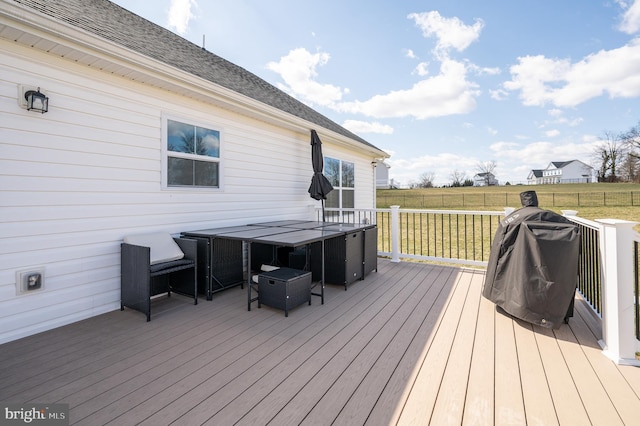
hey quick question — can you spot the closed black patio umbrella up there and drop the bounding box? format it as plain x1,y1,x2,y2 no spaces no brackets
308,129,333,221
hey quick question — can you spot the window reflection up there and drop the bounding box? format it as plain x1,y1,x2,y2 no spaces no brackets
167,119,220,188
324,157,355,209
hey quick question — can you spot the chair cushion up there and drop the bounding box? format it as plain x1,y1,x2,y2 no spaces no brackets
124,233,184,265
150,258,194,274
252,264,280,283
261,264,280,272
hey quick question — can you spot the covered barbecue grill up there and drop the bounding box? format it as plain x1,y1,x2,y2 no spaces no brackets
482,191,580,329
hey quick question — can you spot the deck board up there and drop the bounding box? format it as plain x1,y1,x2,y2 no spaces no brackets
568,307,639,425
1,259,639,426
429,271,483,425
533,324,592,425
228,262,429,426
553,321,625,425
493,301,526,425
395,268,473,424
462,287,495,426
513,319,559,426
330,266,455,426
283,265,435,425
361,266,459,426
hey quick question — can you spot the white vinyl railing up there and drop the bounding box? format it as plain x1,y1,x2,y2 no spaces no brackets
316,205,640,365
318,206,504,267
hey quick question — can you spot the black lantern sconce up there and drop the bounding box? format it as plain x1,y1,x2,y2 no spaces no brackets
24,87,48,113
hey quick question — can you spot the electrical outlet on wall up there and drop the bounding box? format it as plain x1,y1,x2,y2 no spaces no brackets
16,268,45,295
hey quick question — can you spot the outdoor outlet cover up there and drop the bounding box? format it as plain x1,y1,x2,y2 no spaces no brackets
16,268,45,294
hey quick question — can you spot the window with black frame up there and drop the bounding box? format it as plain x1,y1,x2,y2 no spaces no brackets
166,119,220,188
324,157,354,218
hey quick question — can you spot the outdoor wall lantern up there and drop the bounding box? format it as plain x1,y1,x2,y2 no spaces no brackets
24,87,48,113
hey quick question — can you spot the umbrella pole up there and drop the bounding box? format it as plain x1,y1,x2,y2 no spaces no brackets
321,199,325,222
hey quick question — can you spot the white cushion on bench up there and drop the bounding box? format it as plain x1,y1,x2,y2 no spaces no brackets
252,264,280,283
124,233,184,265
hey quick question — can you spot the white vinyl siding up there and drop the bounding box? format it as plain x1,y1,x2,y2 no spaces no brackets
0,44,377,344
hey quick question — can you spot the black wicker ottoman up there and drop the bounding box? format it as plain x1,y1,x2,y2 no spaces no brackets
258,267,312,317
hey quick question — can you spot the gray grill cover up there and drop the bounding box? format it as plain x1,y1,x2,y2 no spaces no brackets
482,198,580,329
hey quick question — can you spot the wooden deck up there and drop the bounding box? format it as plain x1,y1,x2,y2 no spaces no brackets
1,259,639,425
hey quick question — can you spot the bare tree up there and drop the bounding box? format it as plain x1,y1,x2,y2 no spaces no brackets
450,170,467,187
417,172,435,188
620,121,640,159
593,131,626,182
620,152,640,183
475,161,497,185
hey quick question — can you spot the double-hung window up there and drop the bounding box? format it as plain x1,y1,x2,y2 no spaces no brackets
324,157,354,209
165,118,220,188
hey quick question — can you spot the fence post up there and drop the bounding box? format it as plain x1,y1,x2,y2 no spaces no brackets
597,218,640,365
390,205,401,263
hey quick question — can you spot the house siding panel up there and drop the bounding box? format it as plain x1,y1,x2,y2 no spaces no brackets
0,43,376,343
560,161,593,183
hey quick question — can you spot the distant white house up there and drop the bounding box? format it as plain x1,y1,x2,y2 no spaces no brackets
375,160,391,188
473,172,498,186
527,169,543,184
527,160,595,184
0,0,388,344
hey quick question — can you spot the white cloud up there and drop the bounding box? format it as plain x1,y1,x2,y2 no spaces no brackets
336,59,480,119
488,139,599,180
491,141,519,151
342,120,394,134
266,48,348,107
487,127,498,135
619,0,640,33
404,49,417,59
504,38,640,107
489,88,509,100
265,13,486,123
167,0,197,35
408,11,484,57
545,108,584,126
413,62,430,76
545,129,560,137
265,49,480,121
466,62,501,76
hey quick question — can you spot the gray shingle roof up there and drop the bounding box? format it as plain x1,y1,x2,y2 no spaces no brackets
12,0,380,151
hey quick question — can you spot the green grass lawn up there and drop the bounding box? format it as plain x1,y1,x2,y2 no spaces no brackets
377,183,640,225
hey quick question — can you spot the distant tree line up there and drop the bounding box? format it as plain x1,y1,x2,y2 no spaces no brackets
595,121,640,183
409,161,497,188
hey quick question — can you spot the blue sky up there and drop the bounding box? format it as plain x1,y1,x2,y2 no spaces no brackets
111,0,640,186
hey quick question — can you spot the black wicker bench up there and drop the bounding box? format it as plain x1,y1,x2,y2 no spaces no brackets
121,233,197,321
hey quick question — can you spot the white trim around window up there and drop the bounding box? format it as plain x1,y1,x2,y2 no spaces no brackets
161,114,224,191
324,156,355,209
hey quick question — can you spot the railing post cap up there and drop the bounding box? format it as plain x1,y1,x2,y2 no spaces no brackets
596,218,638,226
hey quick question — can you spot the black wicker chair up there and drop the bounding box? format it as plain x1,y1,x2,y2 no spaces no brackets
121,233,197,321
